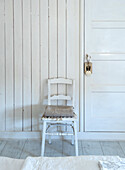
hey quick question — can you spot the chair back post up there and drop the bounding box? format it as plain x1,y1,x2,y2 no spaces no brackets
48,80,51,105
72,79,75,108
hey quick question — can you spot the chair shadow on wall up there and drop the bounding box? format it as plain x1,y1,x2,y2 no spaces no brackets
9,104,45,131
7,79,71,132
8,79,49,132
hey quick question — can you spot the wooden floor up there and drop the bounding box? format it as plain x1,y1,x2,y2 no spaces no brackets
0,139,125,159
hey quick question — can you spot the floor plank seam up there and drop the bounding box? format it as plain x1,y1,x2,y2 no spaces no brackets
99,141,104,156
19,140,27,159
118,141,125,157
0,141,7,155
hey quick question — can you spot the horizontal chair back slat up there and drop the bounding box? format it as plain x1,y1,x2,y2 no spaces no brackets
48,78,72,84
50,95,71,101
48,78,75,107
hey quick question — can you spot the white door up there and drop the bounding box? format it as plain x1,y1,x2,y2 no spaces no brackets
85,0,125,131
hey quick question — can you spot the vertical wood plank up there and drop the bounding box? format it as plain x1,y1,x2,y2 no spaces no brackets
49,0,58,105
14,0,23,131
31,0,40,131
67,0,79,129
58,0,66,105
67,0,75,107
5,0,14,131
23,0,31,131
79,0,84,132
0,0,5,131
40,0,48,112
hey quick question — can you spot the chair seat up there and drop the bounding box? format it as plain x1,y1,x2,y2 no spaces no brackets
43,105,74,117
41,113,77,121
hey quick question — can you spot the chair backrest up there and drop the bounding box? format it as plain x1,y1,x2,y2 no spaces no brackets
48,78,75,107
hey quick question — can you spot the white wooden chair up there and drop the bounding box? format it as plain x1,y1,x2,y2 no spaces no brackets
41,78,78,156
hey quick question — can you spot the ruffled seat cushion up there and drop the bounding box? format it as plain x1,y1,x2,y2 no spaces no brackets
44,105,74,117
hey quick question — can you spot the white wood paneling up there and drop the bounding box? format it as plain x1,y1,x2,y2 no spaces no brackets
5,0,14,131
40,0,48,109
0,0,5,131
31,0,40,131
49,0,58,106
67,0,79,128
0,0,80,133
58,0,66,106
14,0,23,131
23,0,32,131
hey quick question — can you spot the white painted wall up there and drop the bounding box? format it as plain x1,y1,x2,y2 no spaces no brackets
1,0,125,140
0,0,81,132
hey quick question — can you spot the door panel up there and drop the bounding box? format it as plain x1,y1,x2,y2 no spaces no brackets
92,61,125,84
85,0,125,131
86,90,125,131
92,0,125,21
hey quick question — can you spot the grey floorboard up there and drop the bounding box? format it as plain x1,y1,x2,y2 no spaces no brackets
0,139,125,158
0,140,25,159
62,140,75,156
45,139,63,157
118,141,125,156
78,140,84,156
0,140,7,154
20,139,41,159
45,152,63,157
100,141,125,157
82,141,103,155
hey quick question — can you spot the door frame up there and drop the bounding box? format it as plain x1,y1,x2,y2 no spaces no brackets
79,0,85,132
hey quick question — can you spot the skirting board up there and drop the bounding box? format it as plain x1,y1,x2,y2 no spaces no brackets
0,132,125,140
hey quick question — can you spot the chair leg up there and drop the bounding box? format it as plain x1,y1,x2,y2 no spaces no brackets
74,121,78,156
41,121,46,156
72,135,74,145
65,124,67,131
49,136,52,144
71,122,74,145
